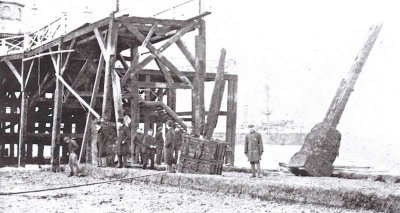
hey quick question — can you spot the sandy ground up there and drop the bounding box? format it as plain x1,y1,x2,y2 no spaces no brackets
0,168,378,213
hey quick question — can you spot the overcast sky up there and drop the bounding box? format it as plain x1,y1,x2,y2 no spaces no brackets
16,0,400,170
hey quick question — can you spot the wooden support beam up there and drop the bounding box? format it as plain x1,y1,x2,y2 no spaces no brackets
167,88,176,111
4,60,22,85
102,14,119,121
60,38,76,74
24,60,35,88
158,21,199,53
176,38,196,69
94,27,109,59
64,55,93,100
79,54,104,163
18,60,27,167
225,79,238,166
29,72,52,107
192,20,206,136
50,41,63,172
132,81,192,89
142,24,157,48
142,101,186,129
121,21,192,87
144,75,152,133
112,69,124,128
117,53,129,71
120,54,155,85
155,59,174,83
204,48,226,140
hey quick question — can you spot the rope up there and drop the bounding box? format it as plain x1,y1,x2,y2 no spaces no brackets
0,171,168,196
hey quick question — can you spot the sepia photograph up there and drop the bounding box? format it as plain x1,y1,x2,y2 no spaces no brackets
0,0,399,212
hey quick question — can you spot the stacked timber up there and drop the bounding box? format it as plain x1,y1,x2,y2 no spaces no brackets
178,135,227,175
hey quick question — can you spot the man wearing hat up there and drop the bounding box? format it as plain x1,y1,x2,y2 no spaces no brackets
244,124,264,178
164,120,176,172
155,127,164,165
141,128,157,169
174,125,184,164
131,127,145,164
64,137,80,177
116,118,131,168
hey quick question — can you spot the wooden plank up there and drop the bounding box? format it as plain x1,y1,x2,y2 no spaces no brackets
130,47,139,164
176,38,196,69
79,54,104,163
204,48,226,140
225,79,238,166
4,60,22,85
29,72,52,106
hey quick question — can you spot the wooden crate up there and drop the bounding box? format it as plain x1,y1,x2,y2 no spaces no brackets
178,135,227,175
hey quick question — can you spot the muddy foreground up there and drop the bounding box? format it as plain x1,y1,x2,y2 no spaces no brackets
0,167,379,213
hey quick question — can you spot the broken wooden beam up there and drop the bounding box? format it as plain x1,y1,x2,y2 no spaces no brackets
288,24,383,177
204,48,226,140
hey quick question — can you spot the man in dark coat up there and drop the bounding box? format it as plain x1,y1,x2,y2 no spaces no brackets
164,120,175,173
131,127,144,165
64,137,80,177
142,129,157,169
155,127,164,165
244,124,263,178
95,120,116,167
116,118,131,168
174,126,183,164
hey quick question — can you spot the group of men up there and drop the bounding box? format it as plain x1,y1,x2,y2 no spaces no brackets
63,117,264,178
95,118,184,173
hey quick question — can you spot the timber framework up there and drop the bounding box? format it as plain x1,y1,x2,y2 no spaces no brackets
0,12,238,167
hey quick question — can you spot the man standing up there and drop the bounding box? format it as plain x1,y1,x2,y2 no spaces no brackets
116,118,131,168
64,137,79,177
244,124,264,178
142,129,157,169
164,120,175,173
155,127,164,165
131,127,144,165
174,125,183,164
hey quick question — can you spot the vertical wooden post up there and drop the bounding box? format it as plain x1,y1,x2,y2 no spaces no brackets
101,14,118,121
144,75,151,133
225,78,238,165
192,19,206,136
50,41,64,172
130,47,139,163
18,60,27,167
167,89,176,111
